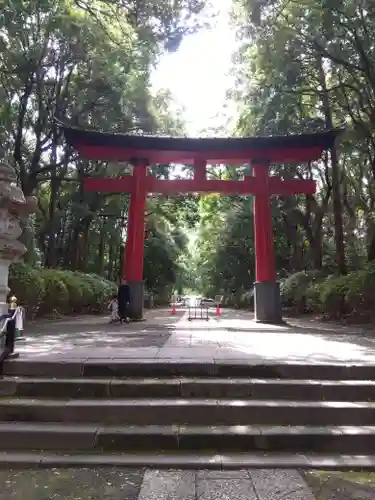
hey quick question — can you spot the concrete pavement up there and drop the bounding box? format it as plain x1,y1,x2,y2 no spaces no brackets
15,307,375,366
7,307,375,499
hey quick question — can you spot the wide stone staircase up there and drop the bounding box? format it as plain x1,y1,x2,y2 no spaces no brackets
1,358,375,469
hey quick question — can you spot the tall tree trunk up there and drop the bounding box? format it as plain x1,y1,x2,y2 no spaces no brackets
318,55,346,274
367,173,375,261
78,219,91,272
282,212,304,272
295,193,328,270
97,229,105,276
367,222,375,261
118,243,125,281
71,226,81,270
44,177,60,268
56,213,67,267
71,168,85,270
311,232,323,269
108,238,115,280
291,236,304,271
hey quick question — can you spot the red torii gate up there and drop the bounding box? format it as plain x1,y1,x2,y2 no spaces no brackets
62,125,340,323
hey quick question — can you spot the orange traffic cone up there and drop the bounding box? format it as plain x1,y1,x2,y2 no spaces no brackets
215,304,220,316
171,303,176,315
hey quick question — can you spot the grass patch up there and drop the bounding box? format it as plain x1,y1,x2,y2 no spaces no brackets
309,470,375,485
303,470,375,500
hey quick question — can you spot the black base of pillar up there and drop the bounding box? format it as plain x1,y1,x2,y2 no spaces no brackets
128,280,144,321
254,281,283,324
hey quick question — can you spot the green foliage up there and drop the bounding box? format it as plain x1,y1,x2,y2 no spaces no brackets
317,265,375,320
38,269,70,315
219,0,375,298
143,227,182,297
280,270,327,313
0,0,204,301
280,265,375,322
73,272,117,313
54,270,90,313
8,263,116,317
195,196,254,297
7,0,375,317
223,290,254,309
8,263,45,316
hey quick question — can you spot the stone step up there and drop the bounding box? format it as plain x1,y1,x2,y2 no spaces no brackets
0,450,375,470
4,359,375,380
2,376,375,400
1,398,375,425
1,422,375,454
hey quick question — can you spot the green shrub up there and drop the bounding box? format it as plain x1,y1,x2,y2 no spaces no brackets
317,275,348,318
153,294,171,307
305,281,322,312
318,264,375,320
237,290,254,309
153,287,173,307
280,270,326,313
72,272,116,313
222,294,236,308
54,270,88,313
8,262,45,316
222,289,254,309
346,264,375,312
7,264,116,317
38,269,69,314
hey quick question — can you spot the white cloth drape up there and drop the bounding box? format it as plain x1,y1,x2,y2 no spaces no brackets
15,307,23,331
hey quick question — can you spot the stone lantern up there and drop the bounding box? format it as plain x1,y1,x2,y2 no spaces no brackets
0,155,36,347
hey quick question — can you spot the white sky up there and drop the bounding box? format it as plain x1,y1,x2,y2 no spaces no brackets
151,1,238,137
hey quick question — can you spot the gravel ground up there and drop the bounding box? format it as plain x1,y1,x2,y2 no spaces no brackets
0,468,145,500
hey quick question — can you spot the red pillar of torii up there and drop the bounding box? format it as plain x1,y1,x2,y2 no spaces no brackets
62,125,340,323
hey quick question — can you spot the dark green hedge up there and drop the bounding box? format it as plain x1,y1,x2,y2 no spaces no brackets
281,264,375,321
8,263,117,317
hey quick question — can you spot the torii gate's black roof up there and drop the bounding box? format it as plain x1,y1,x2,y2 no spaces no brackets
61,123,342,164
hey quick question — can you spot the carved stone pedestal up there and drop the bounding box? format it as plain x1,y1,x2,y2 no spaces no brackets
0,158,36,350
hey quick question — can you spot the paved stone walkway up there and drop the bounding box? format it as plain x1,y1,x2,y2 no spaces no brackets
10,307,375,499
17,309,183,359
17,307,375,365
139,469,315,500
0,467,315,500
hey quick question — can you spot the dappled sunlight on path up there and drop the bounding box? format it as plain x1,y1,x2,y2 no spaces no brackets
15,309,182,359
13,307,375,366
152,309,375,365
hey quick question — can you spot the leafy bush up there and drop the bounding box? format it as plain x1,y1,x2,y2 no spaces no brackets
280,270,326,313
223,289,254,309
38,269,70,314
153,290,172,307
317,275,351,318
73,272,116,312
54,270,87,313
278,263,375,321
8,262,45,316
317,264,375,320
8,263,116,317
